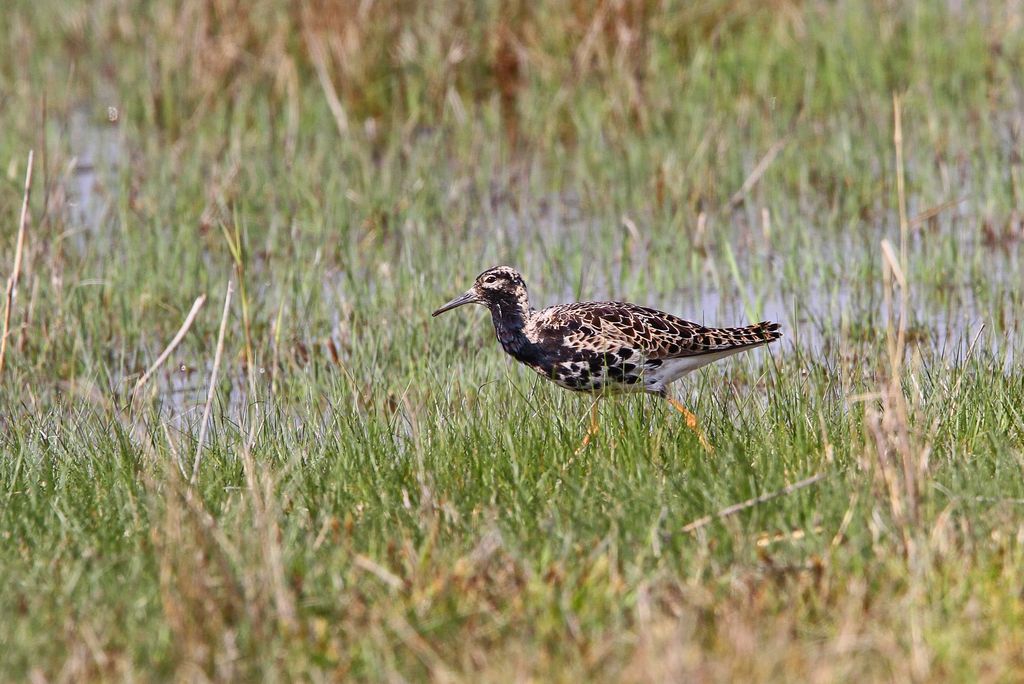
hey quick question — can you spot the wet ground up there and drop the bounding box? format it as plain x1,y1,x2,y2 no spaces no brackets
63,107,1021,432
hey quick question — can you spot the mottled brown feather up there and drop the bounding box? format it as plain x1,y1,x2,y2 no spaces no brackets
527,301,782,360
434,266,782,395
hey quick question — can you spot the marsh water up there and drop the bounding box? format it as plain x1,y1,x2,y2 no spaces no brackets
64,109,1021,430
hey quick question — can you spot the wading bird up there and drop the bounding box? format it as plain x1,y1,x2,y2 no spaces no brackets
432,266,781,452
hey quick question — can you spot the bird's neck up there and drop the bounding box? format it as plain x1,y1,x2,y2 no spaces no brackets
489,294,533,352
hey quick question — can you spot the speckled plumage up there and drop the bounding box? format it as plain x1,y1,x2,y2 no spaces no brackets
433,266,782,396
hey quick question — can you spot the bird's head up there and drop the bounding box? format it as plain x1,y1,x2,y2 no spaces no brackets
432,266,530,317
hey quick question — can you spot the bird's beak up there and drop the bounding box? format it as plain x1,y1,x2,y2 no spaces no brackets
432,290,479,317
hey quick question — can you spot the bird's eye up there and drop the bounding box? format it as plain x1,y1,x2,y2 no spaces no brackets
484,275,497,284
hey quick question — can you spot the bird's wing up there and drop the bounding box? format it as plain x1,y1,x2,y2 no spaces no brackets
533,302,780,360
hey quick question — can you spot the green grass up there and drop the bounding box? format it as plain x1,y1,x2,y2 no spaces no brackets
2,0,1023,680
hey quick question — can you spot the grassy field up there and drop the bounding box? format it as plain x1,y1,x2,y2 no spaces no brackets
2,0,1023,680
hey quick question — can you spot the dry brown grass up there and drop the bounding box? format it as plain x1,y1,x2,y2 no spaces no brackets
40,0,804,147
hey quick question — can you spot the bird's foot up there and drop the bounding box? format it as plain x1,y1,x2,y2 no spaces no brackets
665,397,715,453
574,430,597,455
574,402,601,455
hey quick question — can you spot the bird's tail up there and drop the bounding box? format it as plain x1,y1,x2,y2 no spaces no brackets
706,320,783,350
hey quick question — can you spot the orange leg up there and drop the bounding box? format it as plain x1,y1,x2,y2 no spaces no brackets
575,401,600,454
665,396,715,453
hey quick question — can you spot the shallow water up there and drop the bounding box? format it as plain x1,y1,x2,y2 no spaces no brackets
62,110,1021,430
67,107,124,250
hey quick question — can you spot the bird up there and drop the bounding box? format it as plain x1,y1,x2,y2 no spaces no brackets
432,266,781,452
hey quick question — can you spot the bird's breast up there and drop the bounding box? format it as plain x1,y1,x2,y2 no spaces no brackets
505,334,656,395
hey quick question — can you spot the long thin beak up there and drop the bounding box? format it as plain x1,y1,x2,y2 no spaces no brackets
431,290,478,317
